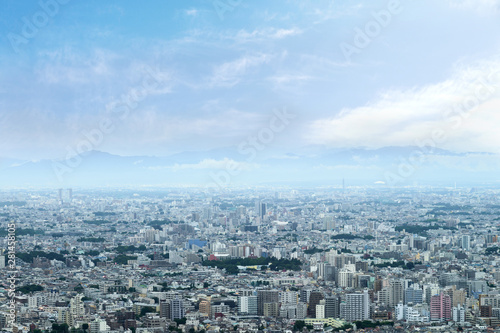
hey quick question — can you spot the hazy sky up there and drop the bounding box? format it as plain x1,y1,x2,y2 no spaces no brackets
1,0,500,160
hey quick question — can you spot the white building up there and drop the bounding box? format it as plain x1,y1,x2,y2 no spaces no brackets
316,303,325,319
453,304,466,323
396,303,429,323
341,290,370,321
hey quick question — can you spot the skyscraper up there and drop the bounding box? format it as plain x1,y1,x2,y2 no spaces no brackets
255,201,266,219
462,235,471,251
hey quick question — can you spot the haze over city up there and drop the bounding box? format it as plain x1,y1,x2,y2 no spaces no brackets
2,2,500,333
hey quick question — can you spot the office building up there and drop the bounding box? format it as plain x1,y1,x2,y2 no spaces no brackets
325,295,341,319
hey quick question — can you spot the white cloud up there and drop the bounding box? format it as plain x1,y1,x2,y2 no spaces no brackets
306,59,500,153
234,27,302,42
209,54,272,87
269,74,313,85
35,48,117,84
308,3,363,24
448,0,500,13
148,158,259,172
185,9,198,16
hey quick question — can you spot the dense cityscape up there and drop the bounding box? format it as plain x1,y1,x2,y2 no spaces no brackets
1,186,500,332
2,1,500,333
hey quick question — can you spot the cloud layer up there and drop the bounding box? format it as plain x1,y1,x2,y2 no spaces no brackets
307,59,500,153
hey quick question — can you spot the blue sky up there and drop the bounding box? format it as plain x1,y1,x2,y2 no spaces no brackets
1,0,500,161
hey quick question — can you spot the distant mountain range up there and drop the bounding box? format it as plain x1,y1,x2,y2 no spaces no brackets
0,146,498,188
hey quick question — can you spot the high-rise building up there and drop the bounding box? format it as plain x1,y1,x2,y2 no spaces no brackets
280,291,299,305
317,263,337,282
170,297,184,320
480,305,492,318
238,296,257,315
453,304,465,323
342,290,371,322
325,296,341,319
0,255,5,269
338,266,355,288
333,254,356,269
68,294,84,326
308,291,324,318
160,301,171,319
300,288,312,303
430,293,451,321
323,216,335,230
486,234,498,244
297,302,308,320
316,301,325,319
257,290,279,316
255,201,266,219
199,299,211,318
462,235,471,251
263,302,280,317
390,280,406,307
405,287,423,305
378,288,390,307
445,286,466,307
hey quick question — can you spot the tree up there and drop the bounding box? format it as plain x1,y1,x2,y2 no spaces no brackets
81,324,88,333
293,321,305,331
174,318,187,325
140,306,156,317
52,323,69,333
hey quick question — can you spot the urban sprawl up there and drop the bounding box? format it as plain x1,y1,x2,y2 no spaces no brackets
1,187,500,333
